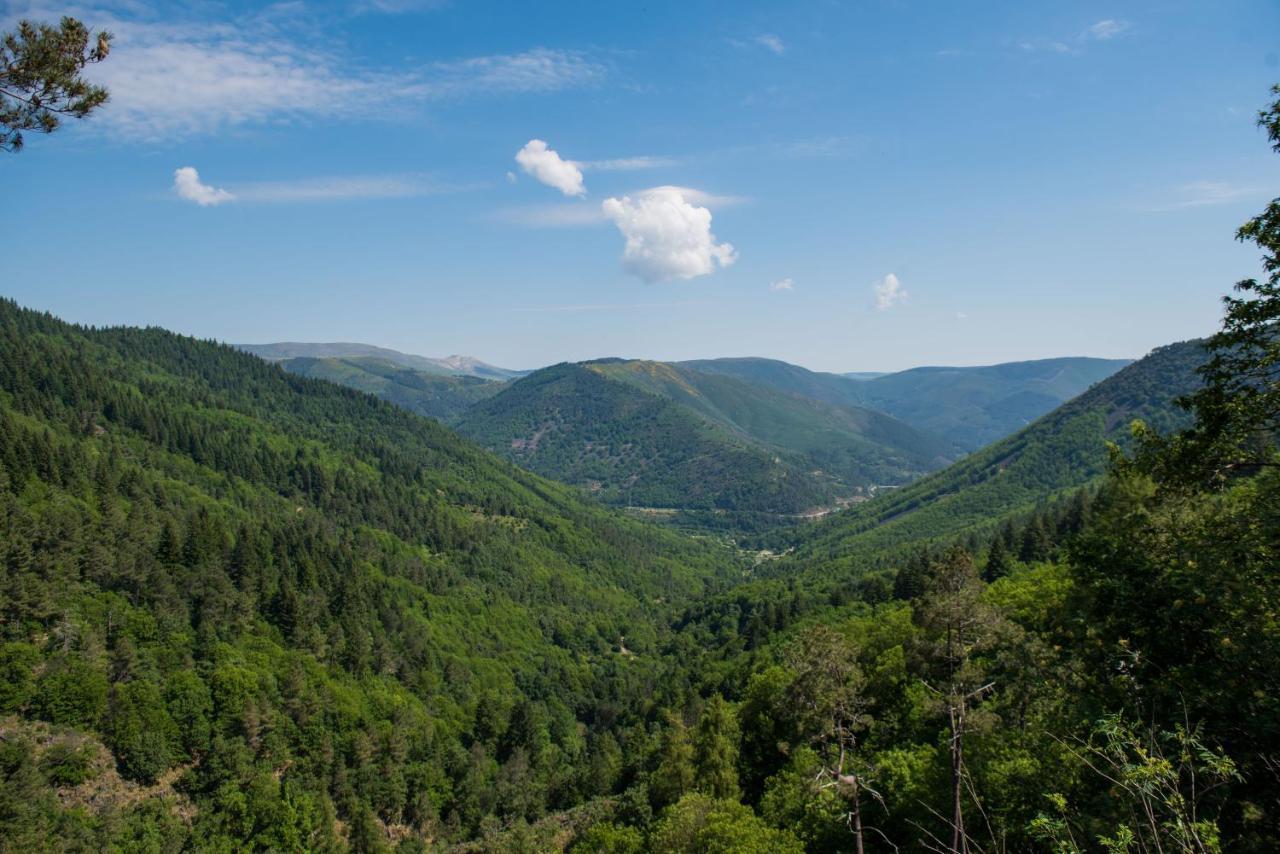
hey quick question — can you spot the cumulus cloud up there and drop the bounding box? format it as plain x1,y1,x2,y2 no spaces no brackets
1086,19,1130,40
601,187,737,283
770,278,794,292
516,139,586,197
173,167,234,206
872,273,907,310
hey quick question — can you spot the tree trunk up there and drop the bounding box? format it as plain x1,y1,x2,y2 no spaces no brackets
950,702,966,854
851,778,864,854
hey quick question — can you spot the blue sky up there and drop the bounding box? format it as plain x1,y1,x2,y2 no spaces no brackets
6,0,1280,372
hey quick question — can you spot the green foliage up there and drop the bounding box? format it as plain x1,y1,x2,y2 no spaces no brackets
38,737,98,786
0,297,737,848
692,695,740,800
1,16,111,152
649,793,805,853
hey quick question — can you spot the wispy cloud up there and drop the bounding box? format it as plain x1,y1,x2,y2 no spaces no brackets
1147,181,1263,211
581,155,678,171
770,278,795,292
730,34,786,55
494,203,607,228
173,167,464,205
1085,19,1131,41
13,3,604,139
873,273,907,310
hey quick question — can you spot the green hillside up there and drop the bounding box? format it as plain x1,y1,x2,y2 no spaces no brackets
0,299,737,849
241,342,526,381
455,360,954,516
454,362,840,513
682,355,1131,450
856,356,1133,448
277,355,505,421
781,340,1204,571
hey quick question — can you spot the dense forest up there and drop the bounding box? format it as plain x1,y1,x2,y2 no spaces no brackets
3,26,1278,850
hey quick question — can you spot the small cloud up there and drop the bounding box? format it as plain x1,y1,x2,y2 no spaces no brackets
173,167,235,206
515,139,585,197
1086,19,1130,40
956,311,968,320
602,186,737,283
755,34,786,55
506,170,517,184
872,273,907,310
770,278,795,292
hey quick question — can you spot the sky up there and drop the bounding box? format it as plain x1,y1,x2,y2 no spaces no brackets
5,0,1280,373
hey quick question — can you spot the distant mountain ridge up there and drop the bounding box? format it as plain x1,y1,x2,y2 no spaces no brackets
453,359,957,515
239,341,527,380
680,355,1131,450
777,340,1203,569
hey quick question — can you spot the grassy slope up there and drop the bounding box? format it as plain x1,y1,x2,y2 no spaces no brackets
277,355,505,421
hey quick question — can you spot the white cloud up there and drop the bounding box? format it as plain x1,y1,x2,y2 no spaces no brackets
872,273,906,310
506,170,518,184
515,139,586,197
755,34,786,55
770,278,794,292
24,3,604,140
602,187,737,283
1086,19,1130,40
173,167,234,206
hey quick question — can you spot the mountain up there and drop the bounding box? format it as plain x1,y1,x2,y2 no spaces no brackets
239,341,527,380
681,355,1131,450
780,340,1203,569
454,360,956,516
276,355,506,421
0,299,737,849
855,356,1133,449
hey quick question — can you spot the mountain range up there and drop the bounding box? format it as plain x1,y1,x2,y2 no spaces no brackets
238,341,528,381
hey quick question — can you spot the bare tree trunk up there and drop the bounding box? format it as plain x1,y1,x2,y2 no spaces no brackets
851,777,865,854
950,703,966,854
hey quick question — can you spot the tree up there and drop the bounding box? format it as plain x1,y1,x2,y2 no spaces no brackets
982,536,1013,583
692,695,740,801
914,547,1007,853
784,625,877,854
650,711,696,809
649,793,805,854
2,17,112,152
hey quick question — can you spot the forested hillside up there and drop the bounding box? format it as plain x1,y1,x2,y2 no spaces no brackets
780,340,1204,571
0,299,739,849
454,360,952,518
278,356,506,422
682,355,1130,450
